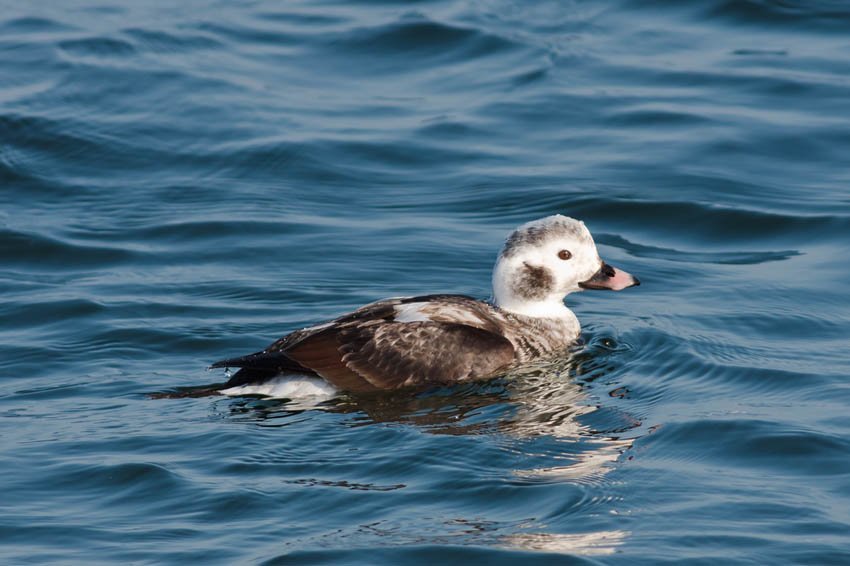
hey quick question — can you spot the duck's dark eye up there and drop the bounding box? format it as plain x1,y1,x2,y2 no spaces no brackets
558,249,572,260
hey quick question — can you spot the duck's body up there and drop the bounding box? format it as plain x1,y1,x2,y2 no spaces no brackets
212,294,580,392
210,215,639,394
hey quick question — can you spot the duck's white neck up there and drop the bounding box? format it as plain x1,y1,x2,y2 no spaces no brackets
494,295,573,319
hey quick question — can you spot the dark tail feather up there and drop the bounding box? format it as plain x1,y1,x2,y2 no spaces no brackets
221,367,282,388
149,352,319,400
209,350,312,373
150,367,296,399
210,351,319,389
209,350,271,369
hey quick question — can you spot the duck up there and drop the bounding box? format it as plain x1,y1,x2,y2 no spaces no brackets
210,215,639,394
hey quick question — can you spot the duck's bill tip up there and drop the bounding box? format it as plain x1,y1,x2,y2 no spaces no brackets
579,262,640,291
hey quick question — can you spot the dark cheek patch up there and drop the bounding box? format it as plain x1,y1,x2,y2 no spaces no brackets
512,262,554,300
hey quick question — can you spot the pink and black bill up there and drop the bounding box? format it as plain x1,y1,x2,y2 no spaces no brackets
579,262,640,291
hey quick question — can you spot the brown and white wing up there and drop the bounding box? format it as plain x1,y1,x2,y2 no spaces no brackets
285,321,516,391
210,295,515,391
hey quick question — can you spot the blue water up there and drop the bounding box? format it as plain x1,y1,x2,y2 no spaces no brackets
2,0,850,563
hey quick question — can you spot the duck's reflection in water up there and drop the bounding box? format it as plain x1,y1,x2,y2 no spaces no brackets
503,530,631,556
221,333,638,555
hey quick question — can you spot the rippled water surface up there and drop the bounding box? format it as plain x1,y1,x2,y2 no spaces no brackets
2,0,850,563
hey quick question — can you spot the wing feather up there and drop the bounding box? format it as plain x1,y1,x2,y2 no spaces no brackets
210,295,516,392
288,321,515,391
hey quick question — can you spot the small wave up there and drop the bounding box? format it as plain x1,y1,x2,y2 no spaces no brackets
58,36,136,58
694,309,847,341
0,227,135,268
120,218,315,243
645,418,850,476
216,136,495,186
330,17,516,55
123,28,223,53
595,233,799,265
623,0,850,29
192,21,299,48
375,189,849,249
732,48,788,56
0,113,157,183
706,0,850,27
318,15,522,73
0,298,106,329
563,196,849,245
0,16,76,34
50,461,184,497
605,107,714,127
254,10,349,27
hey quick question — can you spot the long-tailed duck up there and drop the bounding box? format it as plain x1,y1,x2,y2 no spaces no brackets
211,215,639,394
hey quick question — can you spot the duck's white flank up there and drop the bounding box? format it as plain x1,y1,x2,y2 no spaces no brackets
221,374,337,399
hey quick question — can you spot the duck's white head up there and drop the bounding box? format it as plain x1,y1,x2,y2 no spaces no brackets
492,215,639,318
